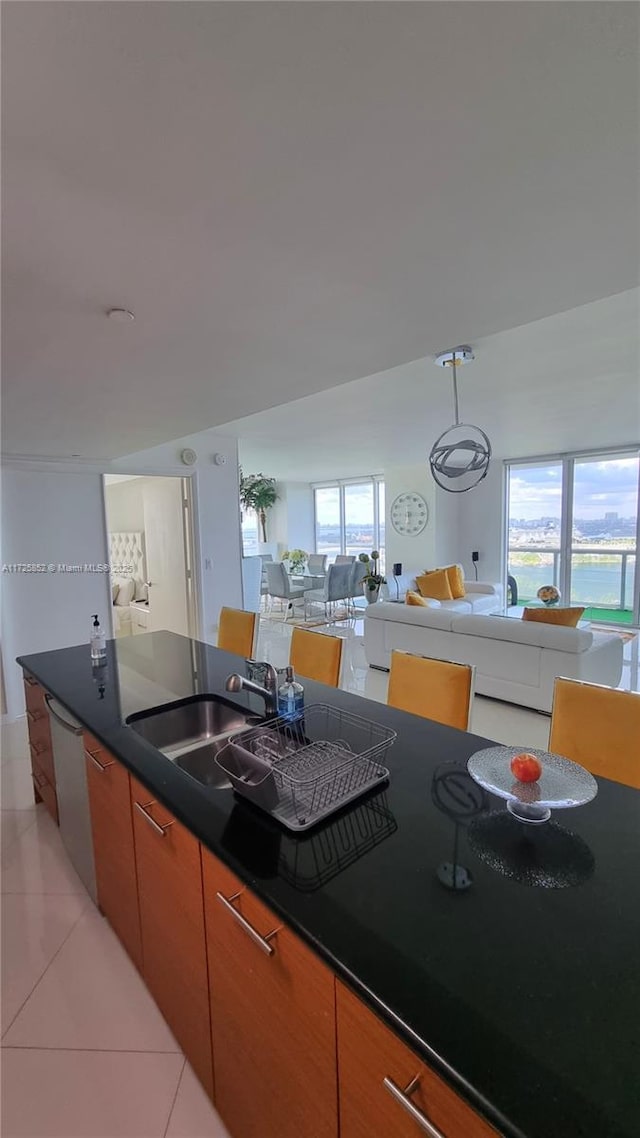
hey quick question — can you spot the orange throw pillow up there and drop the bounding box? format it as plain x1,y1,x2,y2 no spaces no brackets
406,590,432,607
416,569,453,601
522,606,585,628
444,565,465,599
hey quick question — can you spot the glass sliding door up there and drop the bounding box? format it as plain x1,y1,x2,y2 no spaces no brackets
507,462,564,604
377,481,386,572
313,478,385,565
344,483,375,560
569,454,638,624
314,487,341,560
506,450,639,625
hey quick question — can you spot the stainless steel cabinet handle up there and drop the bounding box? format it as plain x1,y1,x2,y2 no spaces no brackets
85,748,114,772
383,1076,446,1138
216,890,279,956
134,799,174,837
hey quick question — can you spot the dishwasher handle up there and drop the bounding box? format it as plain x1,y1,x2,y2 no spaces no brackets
44,694,84,736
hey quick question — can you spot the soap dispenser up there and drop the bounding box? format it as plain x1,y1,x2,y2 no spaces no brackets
90,614,106,661
277,665,304,722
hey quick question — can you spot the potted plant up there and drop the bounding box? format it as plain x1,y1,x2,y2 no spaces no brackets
239,470,278,544
358,551,386,604
281,549,307,574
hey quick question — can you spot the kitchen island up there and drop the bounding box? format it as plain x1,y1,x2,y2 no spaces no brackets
18,631,640,1138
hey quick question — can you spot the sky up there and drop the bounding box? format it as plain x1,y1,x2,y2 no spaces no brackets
509,457,639,521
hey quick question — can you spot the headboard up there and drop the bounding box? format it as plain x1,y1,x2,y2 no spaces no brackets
109,531,146,583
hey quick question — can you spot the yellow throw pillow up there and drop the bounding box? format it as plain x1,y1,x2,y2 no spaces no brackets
416,569,453,601
522,606,585,628
406,590,432,607
444,564,466,600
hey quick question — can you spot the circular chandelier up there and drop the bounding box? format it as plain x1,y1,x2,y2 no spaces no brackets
429,346,491,493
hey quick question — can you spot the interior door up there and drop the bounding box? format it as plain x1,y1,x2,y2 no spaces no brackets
143,478,189,636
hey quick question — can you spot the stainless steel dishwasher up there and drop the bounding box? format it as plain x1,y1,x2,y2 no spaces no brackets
45,695,97,903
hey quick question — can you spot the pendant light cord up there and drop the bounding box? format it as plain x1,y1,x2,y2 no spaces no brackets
451,354,460,425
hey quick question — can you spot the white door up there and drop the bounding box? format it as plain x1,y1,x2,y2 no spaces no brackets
143,478,190,636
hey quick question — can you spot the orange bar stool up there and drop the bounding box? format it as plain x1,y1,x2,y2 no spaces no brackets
549,678,640,789
387,650,475,730
217,608,258,658
289,627,343,688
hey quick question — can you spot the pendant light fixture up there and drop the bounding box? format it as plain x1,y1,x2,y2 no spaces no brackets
429,346,491,493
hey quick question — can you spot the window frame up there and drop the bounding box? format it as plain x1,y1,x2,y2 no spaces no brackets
313,476,385,564
504,445,640,625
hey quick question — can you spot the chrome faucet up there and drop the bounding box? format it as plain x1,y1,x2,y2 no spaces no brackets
225,662,279,715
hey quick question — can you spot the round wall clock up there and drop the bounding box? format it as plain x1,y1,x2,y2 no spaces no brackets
390,492,429,536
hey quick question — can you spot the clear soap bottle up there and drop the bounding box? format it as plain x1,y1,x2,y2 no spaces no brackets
90,614,106,661
277,665,304,722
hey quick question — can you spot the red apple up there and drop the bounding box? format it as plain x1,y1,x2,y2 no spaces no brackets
510,752,542,783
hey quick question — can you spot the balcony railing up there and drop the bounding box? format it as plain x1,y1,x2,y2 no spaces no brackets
507,545,636,612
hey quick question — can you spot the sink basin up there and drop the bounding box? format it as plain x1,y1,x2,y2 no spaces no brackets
126,694,263,788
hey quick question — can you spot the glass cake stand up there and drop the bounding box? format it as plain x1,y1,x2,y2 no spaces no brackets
467,746,598,825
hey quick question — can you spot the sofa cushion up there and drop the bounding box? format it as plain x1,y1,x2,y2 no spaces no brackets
451,613,593,653
406,590,437,607
443,564,466,599
416,569,453,601
366,602,456,631
522,606,585,628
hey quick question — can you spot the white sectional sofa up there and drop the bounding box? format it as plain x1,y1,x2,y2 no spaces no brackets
381,570,503,614
364,603,624,713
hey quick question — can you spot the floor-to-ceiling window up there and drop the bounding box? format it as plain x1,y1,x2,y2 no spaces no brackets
314,477,385,569
506,450,640,625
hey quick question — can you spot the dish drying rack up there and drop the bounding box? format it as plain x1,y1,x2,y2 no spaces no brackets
215,704,395,832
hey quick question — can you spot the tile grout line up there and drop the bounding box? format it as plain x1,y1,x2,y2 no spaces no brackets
1,1045,184,1055
0,813,40,861
163,1056,187,1138
0,896,90,1041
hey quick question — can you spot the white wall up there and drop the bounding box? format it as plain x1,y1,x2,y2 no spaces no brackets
383,464,438,573
104,478,145,532
258,481,315,557
282,482,315,552
1,469,111,719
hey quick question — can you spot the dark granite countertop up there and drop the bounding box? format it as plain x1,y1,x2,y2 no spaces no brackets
18,631,640,1138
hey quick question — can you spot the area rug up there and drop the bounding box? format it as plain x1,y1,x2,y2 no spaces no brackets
261,607,355,629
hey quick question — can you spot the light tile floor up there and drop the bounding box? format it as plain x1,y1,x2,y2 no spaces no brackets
1,619,636,1136
0,716,230,1138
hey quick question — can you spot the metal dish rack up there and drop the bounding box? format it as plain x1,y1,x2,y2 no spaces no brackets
215,704,395,832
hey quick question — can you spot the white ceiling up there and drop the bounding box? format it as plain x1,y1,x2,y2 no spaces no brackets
228,290,640,481
2,2,638,461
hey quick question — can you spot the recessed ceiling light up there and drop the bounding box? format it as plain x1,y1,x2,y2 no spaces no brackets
106,307,135,322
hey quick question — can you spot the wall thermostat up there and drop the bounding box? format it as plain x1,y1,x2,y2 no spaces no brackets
213,453,227,466
180,448,197,466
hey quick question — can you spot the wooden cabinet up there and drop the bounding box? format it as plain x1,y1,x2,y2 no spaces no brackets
130,776,213,1097
203,852,337,1138
336,981,498,1138
84,734,142,970
23,674,58,824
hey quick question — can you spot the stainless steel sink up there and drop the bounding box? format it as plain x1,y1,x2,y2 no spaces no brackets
126,695,263,789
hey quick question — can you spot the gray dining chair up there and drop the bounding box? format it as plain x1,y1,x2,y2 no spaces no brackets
265,561,305,621
347,559,368,614
307,553,328,576
304,563,353,620
335,555,356,565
